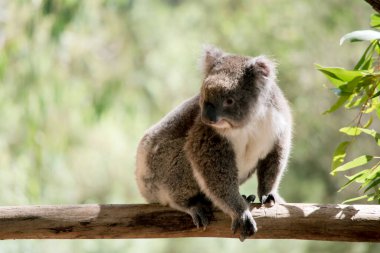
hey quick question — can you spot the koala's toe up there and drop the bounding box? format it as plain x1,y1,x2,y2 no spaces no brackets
232,210,257,242
240,219,256,242
189,206,211,230
247,195,256,203
260,193,276,206
242,194,256,204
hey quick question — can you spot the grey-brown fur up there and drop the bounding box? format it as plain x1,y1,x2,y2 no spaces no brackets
135,45,292,241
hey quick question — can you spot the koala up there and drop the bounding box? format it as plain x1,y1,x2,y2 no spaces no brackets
135,45,292,241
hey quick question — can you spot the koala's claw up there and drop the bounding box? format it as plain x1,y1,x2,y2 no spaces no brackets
231,210,257,242
242,194,256,203
245,194,256,204
260,193,276,206
189,206,210,230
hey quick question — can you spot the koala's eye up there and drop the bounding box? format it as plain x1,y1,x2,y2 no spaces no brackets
223,98,235,107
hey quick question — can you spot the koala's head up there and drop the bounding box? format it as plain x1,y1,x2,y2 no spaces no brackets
199,45,277,130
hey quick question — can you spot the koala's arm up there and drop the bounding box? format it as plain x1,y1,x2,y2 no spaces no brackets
256,131,291,204
185,123,256,240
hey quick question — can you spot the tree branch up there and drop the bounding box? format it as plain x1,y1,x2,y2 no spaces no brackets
0,203,379,241
365,0,380,13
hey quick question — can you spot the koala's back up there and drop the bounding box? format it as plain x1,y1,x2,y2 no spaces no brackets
135,95,201,207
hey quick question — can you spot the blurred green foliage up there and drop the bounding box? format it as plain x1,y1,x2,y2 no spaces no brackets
0,0,379,252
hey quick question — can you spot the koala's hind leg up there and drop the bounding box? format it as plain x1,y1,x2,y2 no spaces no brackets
164,182,213,229
149,141,213,229
186,193,213,228
159,187,213,229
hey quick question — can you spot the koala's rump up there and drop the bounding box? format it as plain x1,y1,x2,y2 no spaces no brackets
136,135,201,207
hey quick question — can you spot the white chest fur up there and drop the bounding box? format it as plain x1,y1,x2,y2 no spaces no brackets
223,108,285,183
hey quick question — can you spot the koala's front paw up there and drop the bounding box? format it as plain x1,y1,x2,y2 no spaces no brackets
260,193,285,206
242,194,256,204
231,209,257,242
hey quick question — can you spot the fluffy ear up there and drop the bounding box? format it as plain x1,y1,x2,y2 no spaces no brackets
246,56,277,79
200,44,224,75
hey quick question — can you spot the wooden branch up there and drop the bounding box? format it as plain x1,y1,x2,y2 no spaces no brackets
365,0,380,13
0,203,379,241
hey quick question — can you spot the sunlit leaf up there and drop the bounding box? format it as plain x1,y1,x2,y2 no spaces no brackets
342,194,369,204
339,169,368,191
332,155,374,174
337,76,367,95
372,90,380,98
364,100,378,113
364,175,380,192
370,13,380,28
323,95,349,114
316,65,364,87
354,41,376,70
340,30,380,45
345,93,368,109
363,116,373,128
376,41,380,54
339,126,380,145
339,126,362,136
358,128,380,146
345,76,367,91
331,141,351,173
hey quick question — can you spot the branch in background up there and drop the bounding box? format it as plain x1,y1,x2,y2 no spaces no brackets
0,203,379,241
366,0,380,13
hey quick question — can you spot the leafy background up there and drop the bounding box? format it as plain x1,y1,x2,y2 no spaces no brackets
0,0,379,252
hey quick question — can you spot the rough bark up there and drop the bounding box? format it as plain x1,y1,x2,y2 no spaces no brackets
0,203,379,241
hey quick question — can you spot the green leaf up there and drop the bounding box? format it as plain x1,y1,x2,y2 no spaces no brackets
363,100,378,113
372,90,380,98
323,95,349,114
345,76,367,91
342,194,369,204
337,76,364,94
339,126,362,136
331,141,351,173
354,41,376,70
345,94,368,109
368,193,376,202
339,127,380,146
363,116,373,128
332,155,374,174
316,65,364,87
376,41,380,54
345,169,371,181
359,128,380,146
339,169,370,191
371,13,380,28
340,30,380,45
364,175,380,193
330,88,352,96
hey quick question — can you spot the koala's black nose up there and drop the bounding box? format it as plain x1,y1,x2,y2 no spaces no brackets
203,102,217,123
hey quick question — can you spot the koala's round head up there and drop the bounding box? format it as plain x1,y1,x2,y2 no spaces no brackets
199,45,277,130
